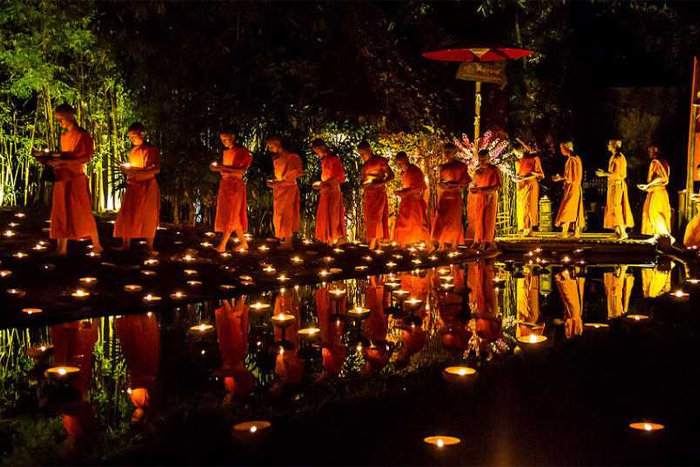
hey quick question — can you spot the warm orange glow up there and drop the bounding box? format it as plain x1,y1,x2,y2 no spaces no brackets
79,277,97,285
517,334,547,344
424,436,461,447
124,284,143,292
22,308,42,315
626,314,650,321
249,302,271,311
189,323,214,333
629,422,664,432
71,289,89,299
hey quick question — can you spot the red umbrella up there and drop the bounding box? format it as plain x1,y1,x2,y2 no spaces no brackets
423,47,534,138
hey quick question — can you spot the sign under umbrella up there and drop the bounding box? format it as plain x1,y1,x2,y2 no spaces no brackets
423,47,535,139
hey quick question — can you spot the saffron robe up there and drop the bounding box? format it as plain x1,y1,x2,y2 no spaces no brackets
361,156,391,241
641,159,671,237
316,286,346,376
432,160,470,245
215,299,254,399
517,269,543,338
50,128,99,239
471,164,501,244
272,152,303,238
516,155,544,231
641,266,673,298
684,208,700,248
555,155,585,227
604,266,635,319
393,164,431,245
114,144,161,239
603,153,634,229
214,146,252,233
555,269,584,338
315,154,346,242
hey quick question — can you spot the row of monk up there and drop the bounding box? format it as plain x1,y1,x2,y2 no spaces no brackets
34,104,700,256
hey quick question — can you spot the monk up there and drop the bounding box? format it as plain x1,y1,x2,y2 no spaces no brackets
469,149,501,251
210,132,252,252
311,138,346,245
266,136,303,250
597,140,634,239
393,151,431,247
115,313,160,423
641,263,673,298
604,265,634,319
36,104,102,256
431,143,470,251
555,268,584,338
684,190,700,248
114,123,161,252
358,141,394,249
513,141,544,237
553,141,585,238
638,144,672,241
517,265,544,339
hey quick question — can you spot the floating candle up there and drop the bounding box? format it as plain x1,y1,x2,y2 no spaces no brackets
517,334,547,344
424,436,461,447
25,344,53,359
14,212,25,218
143,294,162,303
79,277,97,286
187,280,202,287
290,256,304,264
0,270,12,278
183,269,199,276
355,265,368,271
219,284,236,291
671,290,689,299
144,259,159,266
412,258,422,265
271,313,296,326
404,298,423,308
141,270,157,277
442,366,477,384
386,261,397,268
204,231,216,237
7,288,26,298
189,323,214,333
22,307,42,315
298,327,321,338
71,289,90,299
318,269,331,278
584,322,609,330
626,314,650,321
629,422,664,432
124,284,143,293
348,306,370,318
3,230,15,237
12,252,27,259
262,265,276,274
45,366,81,382
249,302,271,311
170,291,187,300
182,254,196,263
232,420,271,435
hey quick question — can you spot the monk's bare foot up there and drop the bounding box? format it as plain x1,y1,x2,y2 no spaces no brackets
619,232,629,240
523,228,532,237
573,229,581,238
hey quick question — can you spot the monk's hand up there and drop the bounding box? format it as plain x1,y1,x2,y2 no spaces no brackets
595,169,607,177
636,183,648,191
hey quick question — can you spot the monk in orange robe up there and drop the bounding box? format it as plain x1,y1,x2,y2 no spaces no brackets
115,313,160,423
210,132,252,252
267,136,303,250
604,265,634,319
517,266,544,339
555,268,584,338
432,143,470,251
215,298,254,403
641,263,673,298
358,141,394,249
311,138,346,245
469,149,501,251
38,104,102,256
514,143,544,236
553,141,585,238
393,151,431,247
597,140,634,239
114,122,161,252
638,145,672,240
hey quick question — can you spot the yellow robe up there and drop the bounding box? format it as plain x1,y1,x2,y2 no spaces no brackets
641,159,671,237
554,155,585,227
604,266,635,318
603,153,634,229
555,269,584,338
516,155,544,231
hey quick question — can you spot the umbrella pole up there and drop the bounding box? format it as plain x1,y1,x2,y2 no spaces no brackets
474,81,482,141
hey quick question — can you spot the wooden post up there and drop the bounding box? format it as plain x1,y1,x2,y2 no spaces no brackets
474,81,482,141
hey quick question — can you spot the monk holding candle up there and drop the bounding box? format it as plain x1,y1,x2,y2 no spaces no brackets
266,136,303,250
553,141,585,238
638,144,672,241
311,138,346,245
114,123,161,252
469,149,501,251
359,141,394,249
210,131,252,252
596,140,634,239
431,143,470,251
393,152,431,247
38,104,102,256
513,140,544,237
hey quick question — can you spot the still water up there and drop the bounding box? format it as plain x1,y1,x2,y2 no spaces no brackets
0,256,688,464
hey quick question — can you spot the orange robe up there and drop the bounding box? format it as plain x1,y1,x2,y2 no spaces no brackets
471,164,501,244
432,161,470,245
684,209,700,248
393,164,430,245
641,159,671,237
555,155,585,227
272,152,303,238
603,153,634,229
215,299,254,399
114,144,161,239
517,269,543,338
555,269,584,338
315,154,346,242
467,262,501,344
214,147,252,233
604,266,634,319
316,286,346,376
50,128,98,239
361,156,391,241
465,192,477,240
516,155,544,231
641,266,672,298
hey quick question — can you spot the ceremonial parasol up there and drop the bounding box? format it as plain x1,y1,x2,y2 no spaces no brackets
423,47,535,139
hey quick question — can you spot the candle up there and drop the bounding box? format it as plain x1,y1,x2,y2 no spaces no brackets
517,334,547,344
442,366,477,384
124,284,143,293
32,243,47,251
14,212,26,219
141,270,157,277
86,251,100,258
3,230,15,237
0,270,12,278
318,269,331,278
671,290,689,300
447,251,460,258
329,267,342,274
428,255,438,261
393,289,410,299
302,238,313,245
25,344,53,360
220,252,232,259
355,265,368,271
232,420,271,440
322,256,335,263
298,327,321,338
404,298,423,309
626,314,649,322
249,302,271,312
219,284,236,291
45,366,81,383
239,275,253,282
144,259,159,266
384,281,401,290
22,308,42,315
373,249,384,255
290,256,304,264
258,245,270,252
386,261,397,268
277,274,289,282
170,291,187,300
204,231,216,238
411,258,422,265
143,294,162,304
187,280,202,287
329,288,346,298
629,422,664,432
200,241,213,248
262,265,276,274
437,267,451,276
423,436,461,448
347,306,369,319
7,288,26,298
392,254,403,259
12,252,27,259
182,254,195,263
271,313,296,327
41,263,55,272
183,269,199,276
189,323,214,333
71,289,90,299
686,278,700,285
79,277,97,286
584,322,609,330
362,255,373,262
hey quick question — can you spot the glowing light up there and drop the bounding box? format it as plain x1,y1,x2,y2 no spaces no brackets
22,308,42,315
3,230,15,237
0,270,12,278
424,436,461,447
141,270,157,277
629,422,664,432
249,302,271,311
189,323,214,333
517,334,547,344
12,252,27,259
71,289,89,299
79,277,97,285
182,254,195,263
290,256,303,264
124,284,143,292
183,269,199,276
144,259,159,266
626,314,650,321
143,294,162,303
187,280,202,287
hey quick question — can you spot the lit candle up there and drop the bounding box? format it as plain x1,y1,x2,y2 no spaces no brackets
442,366,477,384
183,269,199,276
362,256,373,262
3,230,15,237
347,306,370,319
329,288,346,298
144,259,159,266
204,231,216,237
189,323,214,333
290,256,303,264
200,241,213,248
25,344,53,360
182,254,195,263
45,366,81,382
428,255,438,261
219,284,236,291
386,261,397,268
318,269,331,278
262,265,276,274
170,291,187,300
584,322,609,330
322,256,335,263
0,270,12,279
187,280,202,287
423,436,461,448
277,274,289,282
14,212,26,219
404,297,423,309
143,294,162,304
124,284,143,293
271,313,296,327
41,263,55,272
7,288,26,298
355,265,368,271
392,254,403,259
411,258,422,265
12,252,27,259
141,270,157,277
232,420,272,440
629,422,664,432
220,252,232,259
258,245,270,252
71,289,90,299
671,290,689,300
298,327,321,338
626,314,649,322
79,277,97,286
517,334,547,344
249,301,271,312
333,248,344,254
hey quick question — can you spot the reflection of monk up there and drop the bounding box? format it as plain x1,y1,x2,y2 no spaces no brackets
399,270,430,317
437,265,469,351
51,320,98,458
517,267,543,338
604,266,635,318
555,269,584,338
272,289,304,391
363,276,390,373
467,261,502,349
641,265,673,298
315,286,346,379
115,313,160,423
215,298,254,404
